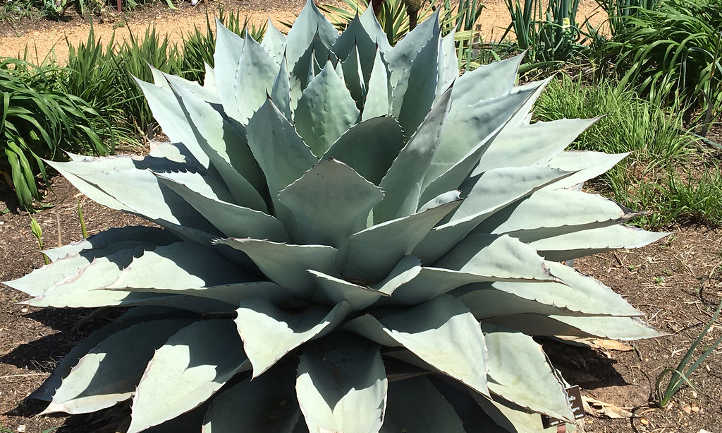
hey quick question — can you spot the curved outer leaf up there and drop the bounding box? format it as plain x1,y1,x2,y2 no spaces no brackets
127,319,249,433
108,242,239,290
323,116,404,185
474,118,598,175
29,308,173,402
343,201,459,282
380,376,466,433
43,319,191,415
375,85,453,223
214,238,338,292
542,151,628,190
414,167,571,264
386,11,440,117
296,337,388,433
119,282,287,306
308,270,385,310
483,325,573,421
295,61,361,156
278,159,383,246
451,53,523,109
530,225,669,261
5,227,174,296
487,314,664,340
235,299,351,377
271,55,293,121
46,157,211,228
345,295,489,396
456,260,642,318
202,362,299,433
286,0,339,69
246,98,317,208
156,173,288,241
435,233,555,282
361,48,391,121
477,189,628,242
165,75,268,211
261,19,288,65
232,34,281,123
428,84,543,190
134,78,208,169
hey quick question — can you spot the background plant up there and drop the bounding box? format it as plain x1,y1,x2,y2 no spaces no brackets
603,0,722,127
1,58,112,209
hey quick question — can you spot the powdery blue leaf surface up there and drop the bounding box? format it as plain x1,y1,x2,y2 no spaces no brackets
296,337,387,433
127,320,249,433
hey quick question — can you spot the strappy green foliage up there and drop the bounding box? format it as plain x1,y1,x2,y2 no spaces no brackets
6,1,665,431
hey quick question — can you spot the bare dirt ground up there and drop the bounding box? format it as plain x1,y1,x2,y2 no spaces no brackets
0,0,609,64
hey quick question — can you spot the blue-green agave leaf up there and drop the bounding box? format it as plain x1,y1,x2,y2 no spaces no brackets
344,201,460,282
361,48,391,121
261,19,288,66
375,85,453,223
487,315,664,340
235,299,351,377
308,270,386,310
215,238,338,292
278,159,383,246
271,54,293,121
295,61,361,156
202,362,299,433
323,116,403,185
380,376,466,433
127,320,249,433
296,336,387,433
156,173,287,241
345,295,489,396
530,225,669,261
43,319,192,415
246,98,317,209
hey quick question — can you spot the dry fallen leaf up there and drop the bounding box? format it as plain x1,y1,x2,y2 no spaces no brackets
558,337,634,352
582,395,633,419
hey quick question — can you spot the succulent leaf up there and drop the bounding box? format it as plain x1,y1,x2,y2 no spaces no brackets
127,319,249,433
296,337,387,433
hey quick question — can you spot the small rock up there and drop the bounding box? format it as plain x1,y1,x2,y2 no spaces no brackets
17,425,25,433
698,429,712,433
640,418,649,425
20,307,28,313
690,405,700,413
682,404,692,414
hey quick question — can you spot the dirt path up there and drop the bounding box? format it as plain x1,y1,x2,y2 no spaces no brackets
0,0,608,65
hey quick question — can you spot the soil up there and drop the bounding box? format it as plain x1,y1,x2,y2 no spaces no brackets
0,0,609,64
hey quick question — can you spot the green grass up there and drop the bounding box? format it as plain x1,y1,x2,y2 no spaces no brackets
534,74,722,229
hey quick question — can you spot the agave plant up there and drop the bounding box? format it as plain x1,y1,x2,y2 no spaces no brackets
5,1,665,432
